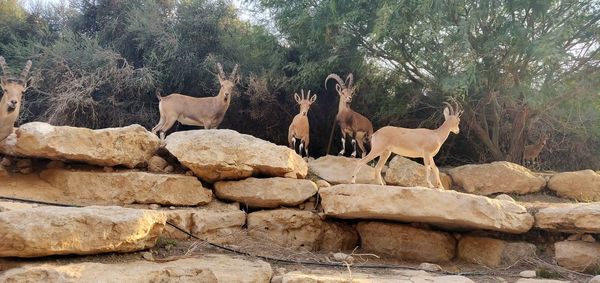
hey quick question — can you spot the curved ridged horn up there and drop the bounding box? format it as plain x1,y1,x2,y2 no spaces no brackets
345,73,354,88
306,89,311,100
324,73,345,89
216,63,226,79
442,101,455,115
0,57,8,82
20,60,32,83
229,64,239,80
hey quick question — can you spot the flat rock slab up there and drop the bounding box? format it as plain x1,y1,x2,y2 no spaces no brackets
0,254,272,283
457,235,536,268
555,241,600,273
0,122,159,168
214,177,317,208
165,129,307,182
448,161,545,195
278,270,475,283
534,203,600,233
548,170,600,201
0,206,166,257
308,155,379,185
384,156,452,189
319,184,534,234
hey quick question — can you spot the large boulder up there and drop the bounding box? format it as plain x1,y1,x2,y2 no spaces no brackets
0,254,272,283
165,130,307,182
357,222,456,263
384,156,452,189
278,270,475,283
554,241,600,273
457,236,536,267
0,122,159,168
534,203,600,233
247,209,358,251
319,184,534,233
547,170,600,201
308,155,379,185
448,161,545,195
0,206,166,257
214,177,317,208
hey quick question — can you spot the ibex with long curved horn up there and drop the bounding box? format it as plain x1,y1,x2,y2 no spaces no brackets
288,89,317,158
0,56,32,142
325,73,373,158
152,62,239,142
351,99,462,188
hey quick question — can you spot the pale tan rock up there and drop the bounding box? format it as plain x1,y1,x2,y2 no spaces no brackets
37,169,212,206
555,241,600,273
308,155,379,184
0,254,272,283
15,159,31,168
165,130,307,182
279,270,475,283
583,234,596,243
0,206,166,257
515,279,569,283
319,184,534,233
147,155,169,173
384,156,452,189
548,170,600,201
247,209,358,251
0,201,36,212
214,177,317,208
519,270,536,278
590,275,600,283
419,262,443,272
457,236,536,267
0,122,160,168
357,222,456,263
315,179,331,188
448,161,545,195
495,194,516,202
534,203,600,233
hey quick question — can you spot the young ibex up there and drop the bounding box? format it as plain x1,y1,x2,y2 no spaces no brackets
325,73,373,158
351,100,462,188
0,57,32,142
523,134,548,165
152,63,239,142
288,89,317,158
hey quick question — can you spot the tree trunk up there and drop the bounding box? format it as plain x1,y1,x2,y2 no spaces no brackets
506,105,529,163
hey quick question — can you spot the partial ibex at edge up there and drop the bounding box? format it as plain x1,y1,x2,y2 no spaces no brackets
152,62,239,142
325,73,373,158
288,89,317,158
0,56,32,142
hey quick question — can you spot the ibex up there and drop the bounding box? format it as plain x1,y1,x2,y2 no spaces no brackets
523,134,548,165
0,57,32,142
325,73,373,158
351,100,462,188
152,63,239,142
288,89,316,158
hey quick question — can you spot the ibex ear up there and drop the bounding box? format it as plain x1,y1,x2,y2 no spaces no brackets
335,84,342,95
443,107,450,119
309,95,317,104
294,93,301,103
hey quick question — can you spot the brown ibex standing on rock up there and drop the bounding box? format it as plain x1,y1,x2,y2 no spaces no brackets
325,73,373,158
523,134,548,167
0,56,32,142
288,89,317,158
152,62,239,142
351,100,462,188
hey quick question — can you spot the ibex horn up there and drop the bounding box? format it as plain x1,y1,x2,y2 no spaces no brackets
20,60,32,83
0,56,8,82
442,101,455,115
216,63,226,79
345,73,354,88
324,73,345,90
229,64,239,80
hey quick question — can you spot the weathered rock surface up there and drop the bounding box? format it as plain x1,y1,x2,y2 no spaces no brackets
247,209,358,251
0,206,166,257
308,155,378,185
214,177,317,208
0,122,159,168
534,203,600,233
0,254,272,283
0,201,37,212
554,241,600,273
278,270,475,283
319,184,534,233
384,156,452,189
357,222,456,262
548,170,600,201
165,130,307,182
448,161,545,195
147,155,169,173
457,236,536,267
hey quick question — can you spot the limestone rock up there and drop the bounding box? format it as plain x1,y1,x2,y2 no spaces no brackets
147,155,169,173
279,270,475,283
319,184,534,233
384,156,452,189
519,270,536,278
0,254,272,283
590,275,600,283
457,236,536,267
247,209,358,251
308,155,378,185
315,179,331,188
554,241,600,273
495,194,516,202
357,222,456,263
0,122,159,168
0,201,37,212
0,206,166,257
548,170,600,201
165,130,307,182
515,280,569,283
534,203,600,233
214,177,317,208
448,161,545,195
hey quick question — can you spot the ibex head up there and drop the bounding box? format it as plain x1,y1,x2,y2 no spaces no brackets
442,98,463,134
216,62,240,102
294,89,317,116
325,73,355,105
0,57,32,113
